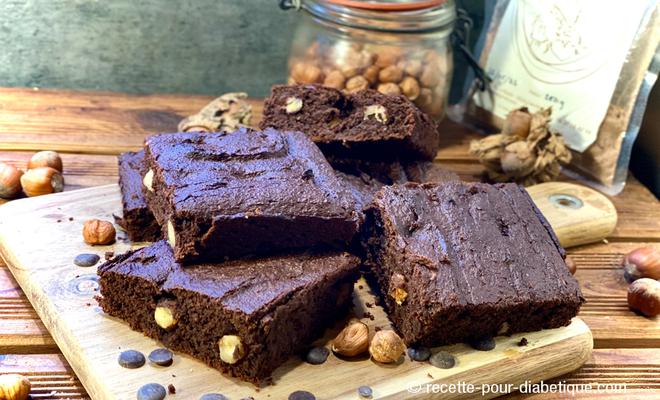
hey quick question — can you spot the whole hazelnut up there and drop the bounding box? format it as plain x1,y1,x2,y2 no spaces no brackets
339,62,361,80
28,150,63,172
345,75,369,93
399,77,421,101
623,247,660,281
377,82,401,96
0,163,24,199
362,65,380,85
415,88,433,110
627,278,660,317
403,59,423,77
374,47,401,68
324,70,346,90
0,374,31,400
291,61,323,84
502,108,532,138
82,219,116,245
428,92,445,116
378,65,404,83
358,50,375,69
369,330,406,363
20,167,64,197
420,65,441,87
332,319,369,357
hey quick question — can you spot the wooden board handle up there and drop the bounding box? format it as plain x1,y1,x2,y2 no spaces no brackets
526,182,617,248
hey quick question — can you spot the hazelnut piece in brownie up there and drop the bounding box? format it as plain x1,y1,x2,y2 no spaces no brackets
362,182,584,346
115,151,160,242
143,128,360,263
260,84,440,161
97,241,359,384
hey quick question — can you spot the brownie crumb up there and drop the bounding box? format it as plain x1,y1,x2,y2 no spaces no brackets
104,251,114,260
167,384,176,394
518,338,528,347
365,302,373,308
358,285,364,290
57,219,62,223
374,326,382,332
69,217,74,221
363,311,375,321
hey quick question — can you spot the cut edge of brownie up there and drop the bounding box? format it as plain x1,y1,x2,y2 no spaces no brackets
116,151,161,242
96,241,360,384
362,181,584,346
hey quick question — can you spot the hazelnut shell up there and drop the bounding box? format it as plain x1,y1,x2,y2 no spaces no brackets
627,278,660,317
28,150,63,172
20,167,64,197
0,163,24,199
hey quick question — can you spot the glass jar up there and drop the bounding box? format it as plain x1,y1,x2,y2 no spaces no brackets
283,0,456,120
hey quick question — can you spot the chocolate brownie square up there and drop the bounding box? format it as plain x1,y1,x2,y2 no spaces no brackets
143,128,360,263
115,151,160,242
97,241,359,384
260,84,440,160
362,182,584,346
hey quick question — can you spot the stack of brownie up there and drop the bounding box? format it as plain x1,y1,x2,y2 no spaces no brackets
99,84,583,385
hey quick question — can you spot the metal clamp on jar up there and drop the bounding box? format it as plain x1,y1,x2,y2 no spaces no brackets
280,0,456,120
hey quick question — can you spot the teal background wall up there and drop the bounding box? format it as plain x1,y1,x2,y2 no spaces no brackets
0,0,298,97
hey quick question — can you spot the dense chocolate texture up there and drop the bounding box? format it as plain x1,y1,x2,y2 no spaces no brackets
143,128,360,263
260,84,440,160
336,160,459,210
116,151,160,242
97,241,359,384
362,182,584,346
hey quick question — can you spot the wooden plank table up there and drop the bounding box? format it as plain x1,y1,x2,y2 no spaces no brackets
0,87,658,399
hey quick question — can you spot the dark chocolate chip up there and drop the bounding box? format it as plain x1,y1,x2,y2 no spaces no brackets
305,347,330,365
407,346,431,361
289,390,316,400
118,349,145,369
148,348,173,367
199,394,229,400
470,337,496,351
167,384,176,394
429,351,455,369
137,383,167,400
74,253,100,267
518,338,528,347
358,385,373,398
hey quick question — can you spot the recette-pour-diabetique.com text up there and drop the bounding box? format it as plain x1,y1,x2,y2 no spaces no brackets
406,380,627,396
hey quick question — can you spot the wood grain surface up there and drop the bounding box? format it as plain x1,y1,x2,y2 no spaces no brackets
0,87,658,399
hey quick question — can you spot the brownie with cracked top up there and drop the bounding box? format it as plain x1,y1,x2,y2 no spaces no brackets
142,128,360,263
362,181,584,346
115,151,160,242
97,240,359,384
260,84,440,161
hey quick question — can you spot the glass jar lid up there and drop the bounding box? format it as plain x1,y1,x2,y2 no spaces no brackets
282,0,456,33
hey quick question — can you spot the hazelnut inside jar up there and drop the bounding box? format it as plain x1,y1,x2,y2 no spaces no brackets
282,0,455,120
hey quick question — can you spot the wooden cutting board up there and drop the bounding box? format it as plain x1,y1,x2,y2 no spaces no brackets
0,183,600,400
